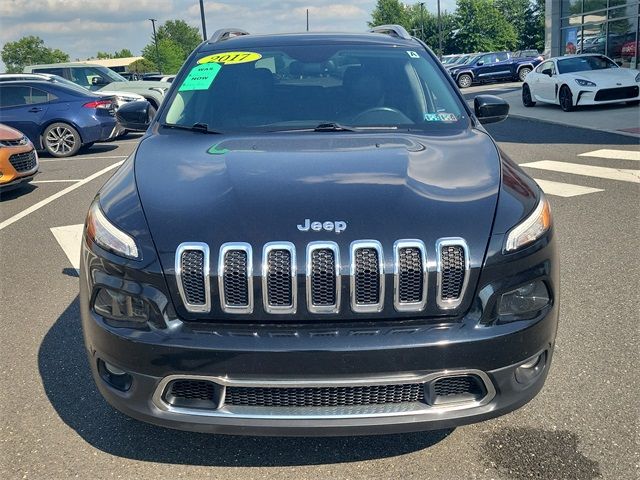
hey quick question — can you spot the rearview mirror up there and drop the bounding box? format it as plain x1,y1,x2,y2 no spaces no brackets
541,68,553,76
91,77,108,86
116,100,152,131
474,95,509,124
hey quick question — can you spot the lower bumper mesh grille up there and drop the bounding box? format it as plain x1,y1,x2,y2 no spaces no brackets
9,150,37,172
594,86,638,102
225,383,425,407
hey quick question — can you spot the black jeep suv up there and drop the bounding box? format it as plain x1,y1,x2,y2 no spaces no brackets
80,26,558,436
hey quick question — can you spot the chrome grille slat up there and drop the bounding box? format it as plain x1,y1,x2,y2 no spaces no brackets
393,240,427,312
175,242,211,313
350,240,384,313
262,242,296,314
436,238,469,309
306,242,341,314
218,243,253,314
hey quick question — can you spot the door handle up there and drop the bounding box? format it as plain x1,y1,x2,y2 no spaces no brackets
28,107,42,113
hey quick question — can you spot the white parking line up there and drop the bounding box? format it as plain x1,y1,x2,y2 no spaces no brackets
522,161,640,183
0,161,123,232
534,179,604,197
39,155,128,163
50,224,84,270
32,179,82,184
578,149,640,162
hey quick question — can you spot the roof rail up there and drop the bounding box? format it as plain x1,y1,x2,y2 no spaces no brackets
369,25,412,41
208,28,250,43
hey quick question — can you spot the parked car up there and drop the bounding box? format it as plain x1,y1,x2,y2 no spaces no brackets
444,53,480,71
448,51,541,88
0,80,117,157
0,73,145,109
82,25,558,436
522,54,640,111
23,63,169,111
0,123,38,190
140,74,176,83
512,50,544,62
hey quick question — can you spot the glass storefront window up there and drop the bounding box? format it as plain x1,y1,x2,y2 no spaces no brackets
562,0,583,17
582,0,607,13
581,23,607,54
607,16,638,68
563,28,581,54
562,16,585,27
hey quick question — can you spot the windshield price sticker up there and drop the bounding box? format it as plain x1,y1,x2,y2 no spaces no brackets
425,112,458,122
178,63,222,91
197,51,262,65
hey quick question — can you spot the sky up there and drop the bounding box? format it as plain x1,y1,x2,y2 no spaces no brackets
0,0,457,71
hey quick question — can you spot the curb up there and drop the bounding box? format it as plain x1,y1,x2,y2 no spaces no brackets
508,113,640,140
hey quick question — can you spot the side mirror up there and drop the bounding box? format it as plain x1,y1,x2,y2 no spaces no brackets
541,68,553,76
476,61,484,66
116,100,152,131
474,95,509,124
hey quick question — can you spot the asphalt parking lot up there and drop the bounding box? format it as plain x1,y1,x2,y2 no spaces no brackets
1,87,639,479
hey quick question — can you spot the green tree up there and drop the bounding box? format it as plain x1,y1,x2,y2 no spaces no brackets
368,0,410,29
156,20,202,58
451,0,517,52
521,0,545,51
95,48,135,60
1,36,69,73
128,57,156,74
406,4,457,54
142,37,184,74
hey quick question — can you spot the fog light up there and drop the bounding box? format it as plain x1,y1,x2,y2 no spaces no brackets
515,351,546,385
97,359,132,391
93,287,149,322
498,280,549,317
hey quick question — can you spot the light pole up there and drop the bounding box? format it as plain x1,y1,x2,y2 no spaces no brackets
148,18,162,74
199,0,207,40
419,2,425,41
437,0,443,58
306,8,309,32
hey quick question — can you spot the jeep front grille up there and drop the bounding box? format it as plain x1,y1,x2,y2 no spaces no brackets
350,241,384,313
394,240,427,311
175,243,210,313
307,242,340,313
175,238,470,315
436,238,469,309
262,242,296,313
218,243,253,313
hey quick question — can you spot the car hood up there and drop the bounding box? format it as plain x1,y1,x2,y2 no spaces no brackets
134,128,501,320
102,80,170,92
97,90,145,100
567,68,638,84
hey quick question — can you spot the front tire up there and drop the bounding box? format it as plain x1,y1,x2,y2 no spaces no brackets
559,86,574,112
43,122,81,157
522,84,536,107
457,73,472,89
518,67,532,82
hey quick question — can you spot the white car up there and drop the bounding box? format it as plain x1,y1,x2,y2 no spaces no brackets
522,54,640,112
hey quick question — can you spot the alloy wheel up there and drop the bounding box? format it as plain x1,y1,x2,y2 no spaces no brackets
46,126,77,155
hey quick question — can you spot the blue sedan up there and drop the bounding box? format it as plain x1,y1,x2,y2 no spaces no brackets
0,80,117,157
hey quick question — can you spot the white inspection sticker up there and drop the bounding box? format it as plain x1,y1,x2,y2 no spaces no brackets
407,51,420,58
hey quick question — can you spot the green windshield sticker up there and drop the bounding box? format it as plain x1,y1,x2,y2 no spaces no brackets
178,63,222,92
207,143,229,155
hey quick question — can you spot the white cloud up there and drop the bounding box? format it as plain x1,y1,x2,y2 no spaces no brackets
0,0,460,71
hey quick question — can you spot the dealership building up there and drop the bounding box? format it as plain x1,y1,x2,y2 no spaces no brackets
545,0,639,68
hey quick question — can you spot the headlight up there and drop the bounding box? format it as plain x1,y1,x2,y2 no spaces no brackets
574,78,596,87
635,72,640,82
85,200,140,259
504,195,551,252
498,280,550,316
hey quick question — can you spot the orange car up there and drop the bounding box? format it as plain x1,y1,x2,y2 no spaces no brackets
0,123,39,190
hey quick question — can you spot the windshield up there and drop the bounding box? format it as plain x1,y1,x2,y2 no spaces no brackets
557,55,617,74
163,45,469,133
97,66,127,83
47,74,95,93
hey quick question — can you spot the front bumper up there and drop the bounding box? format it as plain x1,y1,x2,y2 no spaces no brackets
82,294,557,435
0,146,39,189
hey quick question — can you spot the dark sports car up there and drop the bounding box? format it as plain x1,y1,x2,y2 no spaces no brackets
80,26,558,436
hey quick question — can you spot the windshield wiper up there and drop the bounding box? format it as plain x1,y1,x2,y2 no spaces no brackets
161,122,222,134
313,122,356,132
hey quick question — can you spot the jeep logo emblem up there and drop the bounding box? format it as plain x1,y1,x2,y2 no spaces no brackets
297,219,347,234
